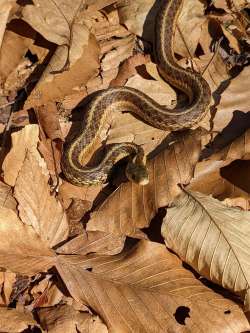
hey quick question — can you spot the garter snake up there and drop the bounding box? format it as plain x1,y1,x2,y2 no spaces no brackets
61,0,211,186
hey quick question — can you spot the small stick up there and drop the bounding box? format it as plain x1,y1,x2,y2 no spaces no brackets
201,37,223,76
176,24,197,72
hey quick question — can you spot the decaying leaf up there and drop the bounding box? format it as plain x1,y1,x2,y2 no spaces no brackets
162,190,250,310
57,240,250,332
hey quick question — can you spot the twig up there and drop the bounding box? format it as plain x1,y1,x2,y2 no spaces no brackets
176,24,197,72
201,37,223,76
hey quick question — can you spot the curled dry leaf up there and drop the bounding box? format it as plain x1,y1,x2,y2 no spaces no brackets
162,190,250,311
0,207,55,275
38,304,108,333
14,152,69,248
0,307,38,332
87,131,202,237
2,124,47,187
56,240,250,333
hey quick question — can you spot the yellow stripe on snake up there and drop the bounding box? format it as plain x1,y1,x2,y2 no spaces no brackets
61,0,211,186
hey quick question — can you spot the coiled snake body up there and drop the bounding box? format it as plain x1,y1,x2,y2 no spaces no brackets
62,0,211,186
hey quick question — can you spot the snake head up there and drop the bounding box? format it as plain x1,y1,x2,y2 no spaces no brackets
125,155,149,186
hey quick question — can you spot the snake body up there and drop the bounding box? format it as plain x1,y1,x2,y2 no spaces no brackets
62,0,211,186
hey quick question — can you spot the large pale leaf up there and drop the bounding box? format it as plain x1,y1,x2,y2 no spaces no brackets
87,131,202,237
56,240,249,332
162,190,250,310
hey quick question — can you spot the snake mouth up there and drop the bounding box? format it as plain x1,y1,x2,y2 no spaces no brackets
138,177,149,186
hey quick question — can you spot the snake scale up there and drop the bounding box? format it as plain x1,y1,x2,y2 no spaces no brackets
61,0,211,186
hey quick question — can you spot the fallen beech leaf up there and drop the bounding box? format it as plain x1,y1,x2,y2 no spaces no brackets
57,240,250,332
0,28,35,87
88,131,202,237
0,0,16,49
14,152,69,248
162,190,250,311
36,102,63,140
0,272,16,305
0,307,38,332
188,160,250,200
2,124,47,186
175,0,207,57
107,72,175,154
38,304,108,333
0,180,16,211
213,66,250,132
57,231,125,256
0,207,55,275
118,0,205,57
110,54,150,87
22,0,83,46
207,127,250,161
24,33,99,109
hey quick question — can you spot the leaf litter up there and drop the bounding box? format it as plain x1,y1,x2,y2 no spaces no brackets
0,0,249,331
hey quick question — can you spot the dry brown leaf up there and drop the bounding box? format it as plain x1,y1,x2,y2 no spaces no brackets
2,124,47,187
38,304,108,333
14,152,69,248
56,240,250,333
30,276,64,308
194,53,230,94
110,54,150,87
36,102,63,140
0,180,16,211
107,70,175,154
0,272,16,305
0,207,55,275
162,190,250,310
24,33,99,109
213,66,250,132
188,160,250,200
175,0,207,57
57,231,125,256
87,131,202,237
208,127,250,162
0,307,38,332
22,0,83,46
0,0,17,49
118,0,205,57
0,29,35,88
118,0,159,38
